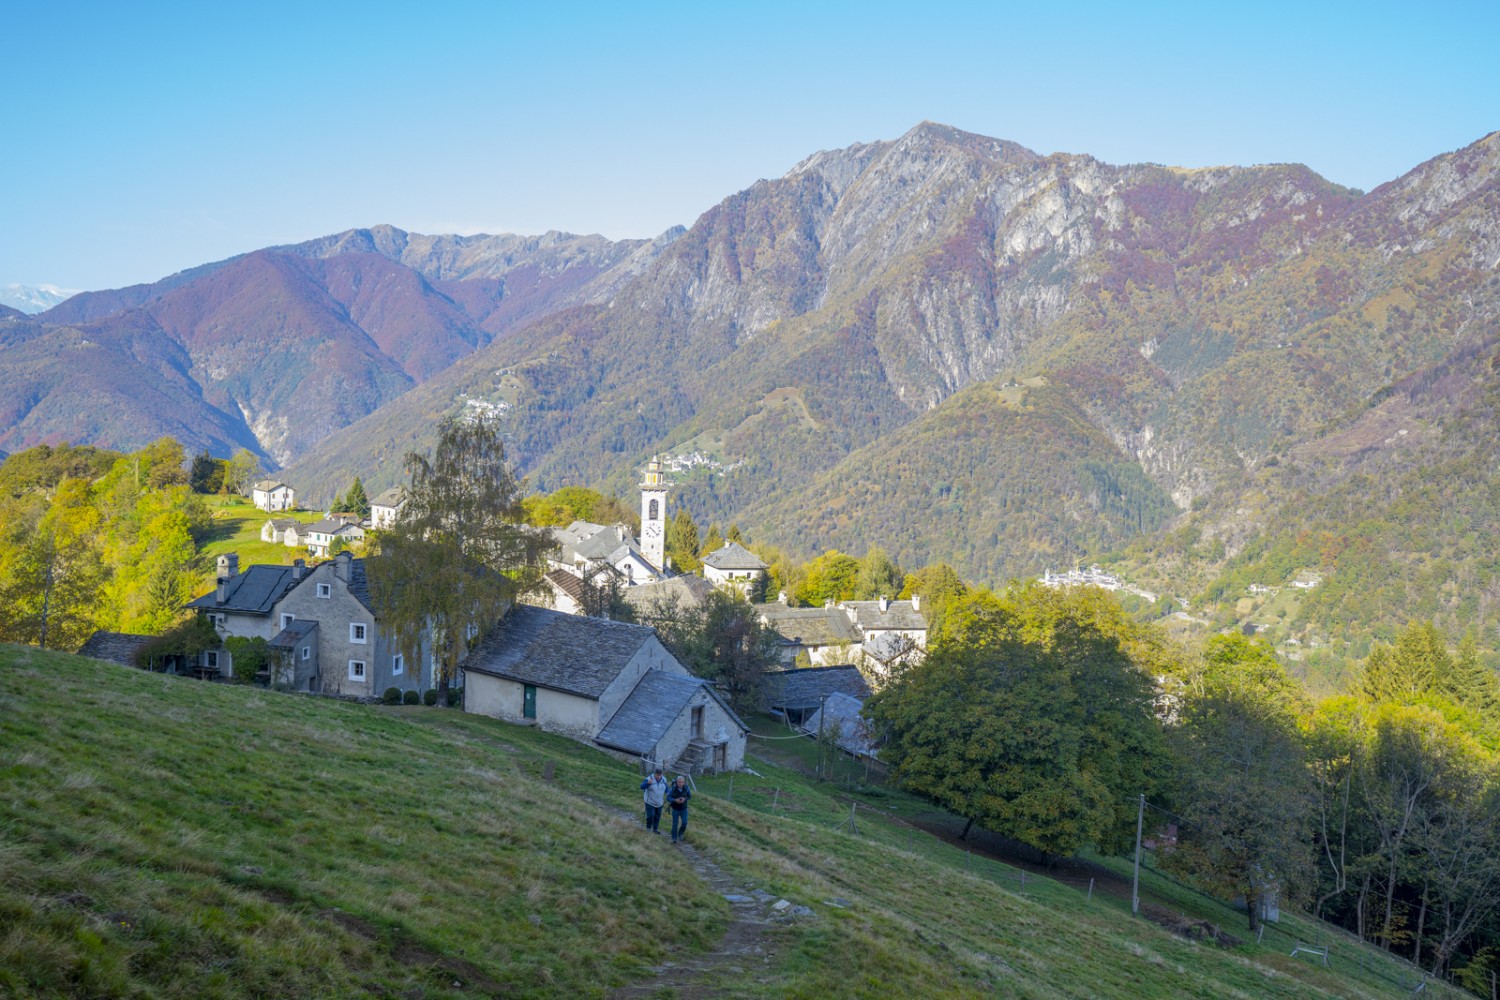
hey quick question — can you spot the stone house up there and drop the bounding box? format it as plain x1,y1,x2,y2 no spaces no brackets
700,541,768,597
754,597,862,666
462,604,747,772
250,480,296,512
185,551,430,696
761,665,872,726
260,517,306,546
369,487,405,530
305,518,366,558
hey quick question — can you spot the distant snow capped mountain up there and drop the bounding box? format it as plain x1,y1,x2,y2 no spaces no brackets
0,283,81,313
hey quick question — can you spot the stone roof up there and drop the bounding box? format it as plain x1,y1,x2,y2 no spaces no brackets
544,568,587,606
622,574,714,614
802,691,878,759
187,565,299,615
269,620,319,649
266,517,301,530
306,517,356,535
701,541,768,572
754,603,860,646
461,604,663,699
595,671,746,755
76,630,154,666
840,599,927,632
762,665,872,710
251,479,289,492
370,487,405,508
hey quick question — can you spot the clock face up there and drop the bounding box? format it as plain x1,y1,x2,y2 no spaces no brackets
645,522,662,539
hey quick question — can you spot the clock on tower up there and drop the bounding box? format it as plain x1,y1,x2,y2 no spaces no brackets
640,455,668,572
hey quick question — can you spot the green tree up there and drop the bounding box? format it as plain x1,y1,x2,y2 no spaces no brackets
223,449,262,497
855,546,904,600
368,416,554,700
1163,634,1315,933
188,451,225,494
865,588,1168,857
898,563,968,632
666,507,701,574
0,479,107,650
795,550,859,606
340,477,371,518
699,523,724,560
1362,621,1448,703
640,588,778,711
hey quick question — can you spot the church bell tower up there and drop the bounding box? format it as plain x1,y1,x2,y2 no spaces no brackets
640,455,667,572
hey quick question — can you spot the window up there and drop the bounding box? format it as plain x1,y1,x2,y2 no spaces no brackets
648,499,658,520
392,653,403,676
280,613,295,629
348,660,366,681
205,650,219,668
301,645,311,661
317,583,331,599
350,623,367,644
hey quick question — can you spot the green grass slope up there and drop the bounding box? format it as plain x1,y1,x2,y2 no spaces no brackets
1,646,1464,999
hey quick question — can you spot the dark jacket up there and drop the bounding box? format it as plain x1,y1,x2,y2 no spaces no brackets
667,783,691,811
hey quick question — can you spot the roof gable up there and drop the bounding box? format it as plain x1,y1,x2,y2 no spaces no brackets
702,541,768,571
462,604,660,698
762,665,872,709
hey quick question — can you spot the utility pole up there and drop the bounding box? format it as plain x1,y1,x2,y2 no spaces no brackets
1132,793,1145,916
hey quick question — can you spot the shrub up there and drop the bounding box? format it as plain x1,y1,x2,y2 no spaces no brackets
402,689,420,705
446,686,463,707
382,687,402,705
422,689,439,706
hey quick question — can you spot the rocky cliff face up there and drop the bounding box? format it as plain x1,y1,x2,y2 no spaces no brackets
7,125,1500,620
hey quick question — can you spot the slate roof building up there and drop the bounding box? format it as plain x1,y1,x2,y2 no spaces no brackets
185,551,431,696
802,691,880,760
250,480,295,512
462,604,747,772
754,598,862,666
761,665,872,725
369,487,405,530
700,541,768,596
621,573,715,617
76,630,155,668
548,520,662,587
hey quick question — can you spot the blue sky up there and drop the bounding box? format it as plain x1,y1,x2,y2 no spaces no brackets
3,0,1495,291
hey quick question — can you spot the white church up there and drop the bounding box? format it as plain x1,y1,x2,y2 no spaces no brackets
539,455,767,615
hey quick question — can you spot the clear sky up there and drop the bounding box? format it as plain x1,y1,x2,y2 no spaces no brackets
3,0,1495,291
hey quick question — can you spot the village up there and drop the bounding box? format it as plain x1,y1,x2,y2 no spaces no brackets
76,457,929,780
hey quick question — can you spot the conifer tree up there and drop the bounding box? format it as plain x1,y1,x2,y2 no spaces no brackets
344,477,370,518
666,507,701,573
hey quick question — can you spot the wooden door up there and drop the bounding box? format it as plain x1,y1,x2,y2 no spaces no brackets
523,684,537,719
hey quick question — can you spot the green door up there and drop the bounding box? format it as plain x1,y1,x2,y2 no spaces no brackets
523,684,537,719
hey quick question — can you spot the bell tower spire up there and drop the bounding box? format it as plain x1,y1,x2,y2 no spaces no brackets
640,455,667,572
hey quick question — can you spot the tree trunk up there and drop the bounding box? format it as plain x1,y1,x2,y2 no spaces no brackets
960,817,975,841
1356,873,1371,941
1246,885,1263,934
1412,884,1427,965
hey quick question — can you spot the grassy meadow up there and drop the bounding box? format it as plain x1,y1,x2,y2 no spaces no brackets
0,646,1468,999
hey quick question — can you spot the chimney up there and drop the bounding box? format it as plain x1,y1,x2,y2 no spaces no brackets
334,550,352,581
911,593,921,612
879,596,889,613
292,558,305,581
824,600,834,610
216,579,226,603
217,553,239,580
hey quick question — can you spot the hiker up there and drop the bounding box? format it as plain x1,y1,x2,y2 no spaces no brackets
640,767,667,833
668,774,692,843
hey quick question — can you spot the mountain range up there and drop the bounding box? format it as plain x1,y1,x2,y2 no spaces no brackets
4,122,1499,652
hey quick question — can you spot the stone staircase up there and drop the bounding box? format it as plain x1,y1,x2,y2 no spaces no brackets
674,739,715,774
